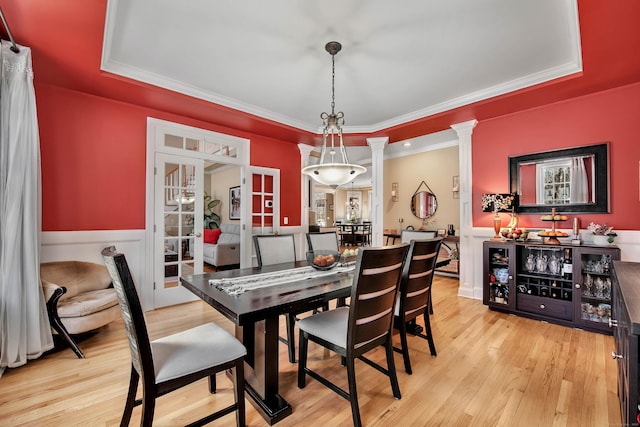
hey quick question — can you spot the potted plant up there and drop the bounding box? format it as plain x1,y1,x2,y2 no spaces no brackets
204,193,221,229
587,222,616,245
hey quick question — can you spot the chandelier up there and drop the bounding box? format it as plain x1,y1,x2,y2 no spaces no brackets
302,41,366,189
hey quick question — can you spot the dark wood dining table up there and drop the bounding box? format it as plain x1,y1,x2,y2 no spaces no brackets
180,261,355,425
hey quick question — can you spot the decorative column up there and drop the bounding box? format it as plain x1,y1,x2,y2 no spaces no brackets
298,144,315,232
451,120,477,299
366,137,388,247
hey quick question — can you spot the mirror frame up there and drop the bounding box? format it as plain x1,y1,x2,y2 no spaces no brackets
509,143,610,214
411,191,438,219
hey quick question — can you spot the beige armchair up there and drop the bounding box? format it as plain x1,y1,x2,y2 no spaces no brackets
40,261,121,358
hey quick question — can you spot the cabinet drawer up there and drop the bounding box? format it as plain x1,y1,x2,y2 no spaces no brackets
517,294,573,321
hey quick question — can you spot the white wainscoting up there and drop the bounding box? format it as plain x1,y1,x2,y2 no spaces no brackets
41,230,150,309
41,228,640,310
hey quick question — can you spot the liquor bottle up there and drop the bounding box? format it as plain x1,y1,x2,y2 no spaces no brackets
563,248,573,280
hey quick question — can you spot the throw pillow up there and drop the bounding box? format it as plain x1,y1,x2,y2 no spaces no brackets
204,228,222,244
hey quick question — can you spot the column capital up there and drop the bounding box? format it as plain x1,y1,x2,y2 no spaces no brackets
450,120,478,139
298,143,314,158
366,137,389,153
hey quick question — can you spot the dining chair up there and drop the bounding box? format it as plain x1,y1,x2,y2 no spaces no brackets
401,229,439,315
253,234,326,363
253,234,297,268
297,244,410,427
306,231,340,253
400,229,437,242
393,237,442,374
355,221,372,246
306,230,346,307
341,223,360,246
101,246,247,427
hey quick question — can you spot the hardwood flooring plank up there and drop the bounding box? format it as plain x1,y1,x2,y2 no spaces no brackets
0,276,622,426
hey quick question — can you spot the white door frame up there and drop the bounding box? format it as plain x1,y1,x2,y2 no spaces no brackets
144,118,250,310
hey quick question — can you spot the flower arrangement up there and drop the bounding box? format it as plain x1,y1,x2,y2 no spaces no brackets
587,222,614,236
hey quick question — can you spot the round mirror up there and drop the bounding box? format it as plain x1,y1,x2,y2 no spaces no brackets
411,191,437,219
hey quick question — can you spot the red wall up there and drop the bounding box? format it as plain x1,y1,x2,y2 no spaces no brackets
473,82,640,231
37,79,640,233
37,84,301,231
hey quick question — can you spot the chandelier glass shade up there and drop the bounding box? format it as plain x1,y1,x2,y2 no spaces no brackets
302,41,366,189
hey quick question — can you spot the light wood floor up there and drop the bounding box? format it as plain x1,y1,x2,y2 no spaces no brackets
0,276,622,426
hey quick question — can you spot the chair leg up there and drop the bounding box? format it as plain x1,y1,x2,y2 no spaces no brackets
423,312,437,356
46,290,84,359
208,373,216,394
286,314,296,363
398,319,413,374
346,356,362,427
297,330,308,388
140,389,156,427
120,366,139,427
385,336,402,400
233,361,246,427
428,288,434,315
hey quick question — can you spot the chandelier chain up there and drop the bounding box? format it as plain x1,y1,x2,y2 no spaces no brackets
330,53,336,115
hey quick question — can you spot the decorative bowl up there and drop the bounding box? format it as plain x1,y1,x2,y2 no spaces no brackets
306,250,341,270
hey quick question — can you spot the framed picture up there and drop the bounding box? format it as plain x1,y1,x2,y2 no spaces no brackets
229,186,241,220
346,191,362,222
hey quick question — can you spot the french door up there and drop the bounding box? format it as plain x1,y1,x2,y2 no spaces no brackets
147,118,250,309
249,167,280,234
154,153,204,307
246,167,280,265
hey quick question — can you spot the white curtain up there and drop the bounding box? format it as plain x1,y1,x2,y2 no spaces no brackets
570,157,589,203
0,40,53,374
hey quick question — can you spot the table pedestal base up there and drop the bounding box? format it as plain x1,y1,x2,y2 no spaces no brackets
237,317,293,424
245,384,292,425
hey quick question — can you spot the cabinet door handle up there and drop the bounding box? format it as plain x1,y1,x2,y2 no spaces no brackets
609,318,618,328
539,304,545,309
575,284,581,289
611,351,623,360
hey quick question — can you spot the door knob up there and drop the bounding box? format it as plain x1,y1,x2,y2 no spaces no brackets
195,232,202,238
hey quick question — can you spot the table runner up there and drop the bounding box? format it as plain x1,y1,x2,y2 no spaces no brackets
210,262,356,296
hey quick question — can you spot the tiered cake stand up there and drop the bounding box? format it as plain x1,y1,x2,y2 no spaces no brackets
538,208,569,245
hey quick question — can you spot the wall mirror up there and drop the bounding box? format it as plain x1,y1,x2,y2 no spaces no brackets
411,180,438,219
509,143,609,213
